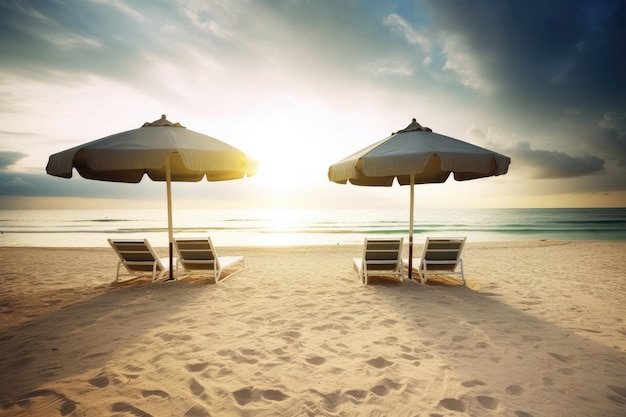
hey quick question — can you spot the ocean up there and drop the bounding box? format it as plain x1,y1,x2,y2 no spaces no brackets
1,208,625,247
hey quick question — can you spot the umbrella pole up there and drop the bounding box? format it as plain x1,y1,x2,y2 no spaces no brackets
408,174,415,281
166,155,174,280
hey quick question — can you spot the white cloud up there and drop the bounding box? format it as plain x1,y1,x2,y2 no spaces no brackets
92,0,144,21
160,23,178,34
178,0,240,38
47,33,102,50
441,35,493,94
383,13,430,51
365,59,414,77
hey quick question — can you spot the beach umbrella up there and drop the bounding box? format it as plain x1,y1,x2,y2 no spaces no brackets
46,114,258,280
328,118,510,281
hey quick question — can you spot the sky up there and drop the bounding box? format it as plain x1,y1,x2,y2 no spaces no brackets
0,0,625,211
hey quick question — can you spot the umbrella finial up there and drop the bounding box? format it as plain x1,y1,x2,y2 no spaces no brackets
394,118,432,134
142,115,185,128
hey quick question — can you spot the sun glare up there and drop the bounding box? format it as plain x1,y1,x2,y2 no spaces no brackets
239,208,312,246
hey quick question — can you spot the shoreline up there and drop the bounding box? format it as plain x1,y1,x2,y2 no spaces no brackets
1,241,625,416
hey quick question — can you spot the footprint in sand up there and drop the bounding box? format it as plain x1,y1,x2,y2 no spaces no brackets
345,389,368,402
370,378,404,397
438,397,466,412
514,411,534,417
305,356,327,365
241,348,260,356
232,386,288,405
271,347,287,355
184,404,211,417
111,402,153,416
88,375,109,388
188,377,205,396
506,385,524,395
461,380,486,388
232,387,255,406
262,389,289,402
370,385,389,396
476,395,500,410
141,389,169,399
365,356,394,369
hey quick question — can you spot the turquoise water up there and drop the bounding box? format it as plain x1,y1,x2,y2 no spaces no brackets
0,208,625,247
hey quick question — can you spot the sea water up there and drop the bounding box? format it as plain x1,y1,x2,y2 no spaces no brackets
0,208,625,247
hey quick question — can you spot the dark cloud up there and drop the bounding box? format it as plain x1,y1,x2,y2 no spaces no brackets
0,151,27,169
421,0,626,115
0,169,262,202
598,111,626,166
0,169,147,198
508,141,605,179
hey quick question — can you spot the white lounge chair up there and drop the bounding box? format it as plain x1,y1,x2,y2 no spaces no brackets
407,237,466,285
108,238,173,283
353,238,404,285
174,237,244,283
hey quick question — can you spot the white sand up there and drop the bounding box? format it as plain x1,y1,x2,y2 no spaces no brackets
0,241,625,416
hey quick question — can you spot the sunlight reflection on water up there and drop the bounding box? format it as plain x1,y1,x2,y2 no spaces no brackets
1,208,625,247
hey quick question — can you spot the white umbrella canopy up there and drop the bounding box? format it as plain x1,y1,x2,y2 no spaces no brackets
46,114,258,280
328,118,511,281
47,115,257,182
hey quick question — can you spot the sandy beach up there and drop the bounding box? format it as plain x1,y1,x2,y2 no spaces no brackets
0,241,625,416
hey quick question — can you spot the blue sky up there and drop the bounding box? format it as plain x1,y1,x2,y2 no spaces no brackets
0,0,624,210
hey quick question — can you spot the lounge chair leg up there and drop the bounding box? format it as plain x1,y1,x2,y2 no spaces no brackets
459,259,465,286
115,261,122,283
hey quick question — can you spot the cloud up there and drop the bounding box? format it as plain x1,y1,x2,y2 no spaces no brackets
383,13,430,51
179,0,237,38
508,142,605,179
0,151,27,169
441,35,493,93
598,110,626,166
1,176,31,187
423,0,626,114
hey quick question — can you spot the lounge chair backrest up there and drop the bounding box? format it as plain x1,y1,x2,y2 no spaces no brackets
174,237,244,283
353,238,405,285
108,238,167,282
175,238,218,270
422,238,465,271
364,239,404,272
